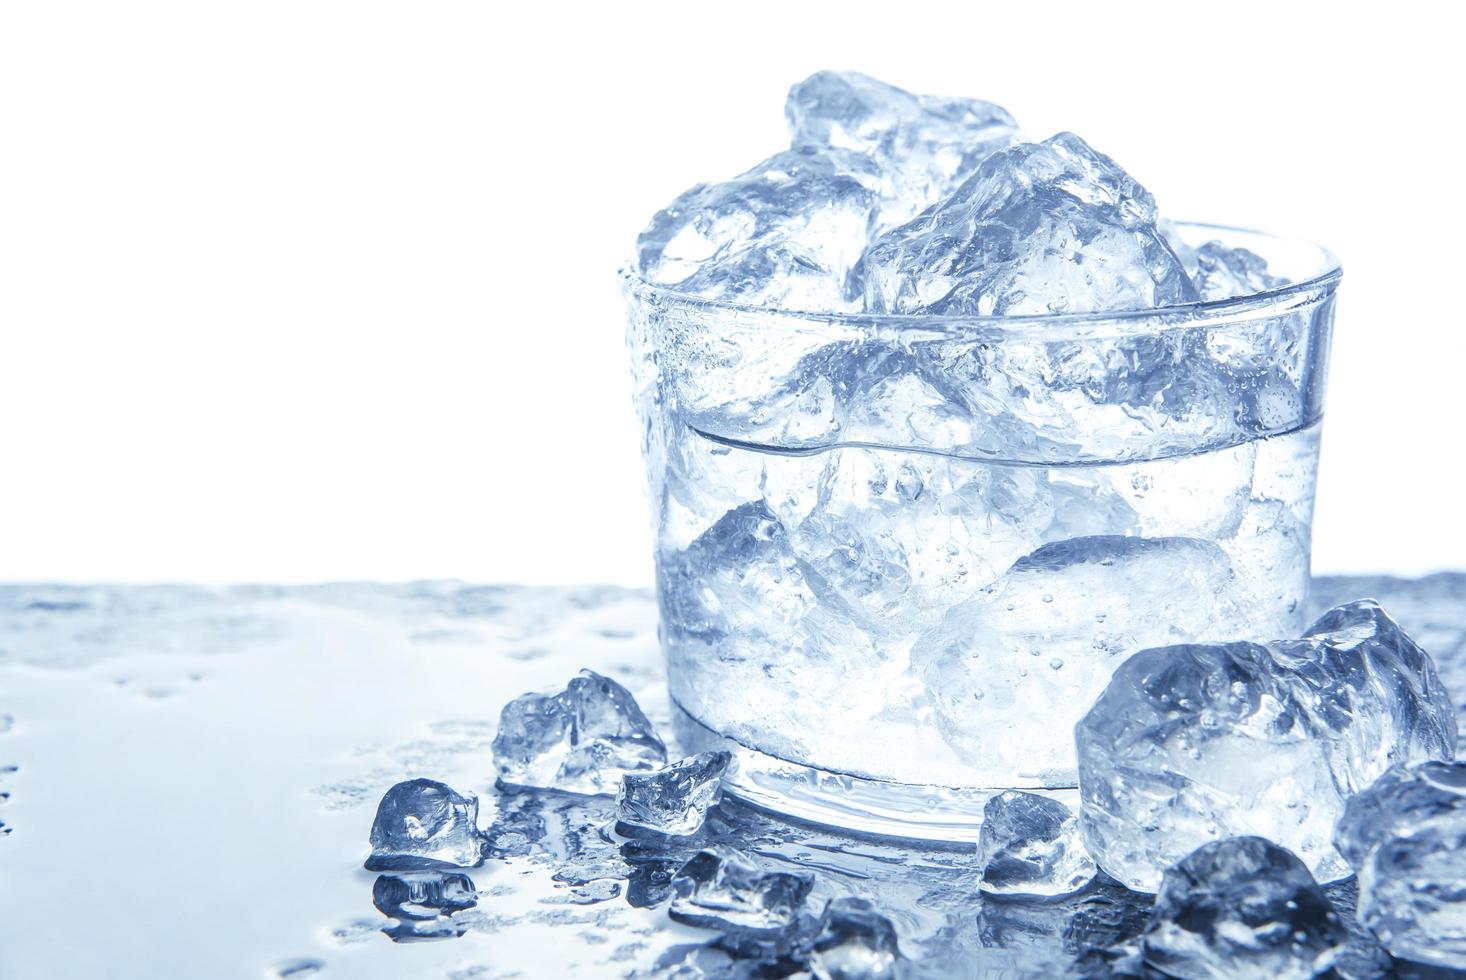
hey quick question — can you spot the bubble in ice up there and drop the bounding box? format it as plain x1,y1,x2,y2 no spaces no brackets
976,791,1096,898
635,146,881,313
493,668,668,795
916,535,1251,786
366,779,486,871
786,70,1018,230
1077,600,1457,891
857,132,1198,315
669,845,815,938
805,897,903,979
1142,836,1347,980
1334,761,1466,968
616,750,731,837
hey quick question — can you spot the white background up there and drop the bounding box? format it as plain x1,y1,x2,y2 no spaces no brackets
1,1,1460,585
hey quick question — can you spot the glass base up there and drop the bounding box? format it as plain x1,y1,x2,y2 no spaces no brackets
672,702,1079,843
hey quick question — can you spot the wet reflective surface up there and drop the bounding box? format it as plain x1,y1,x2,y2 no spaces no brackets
1,576,1463,978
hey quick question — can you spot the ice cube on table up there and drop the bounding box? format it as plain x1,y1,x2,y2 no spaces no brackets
786,70,1018,230
616,750,731,837
493,669,667,795
1142,836,1347,980
1334,761,1466,967
857,132,1197,315
1077,600,1457,891
366,779,486,871
916,535,1251,786
635,147,881,312
805,897,903,979
976,791,1096,898
669,845,815,938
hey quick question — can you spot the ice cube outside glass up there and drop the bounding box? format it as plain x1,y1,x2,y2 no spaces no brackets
624,223,1340,841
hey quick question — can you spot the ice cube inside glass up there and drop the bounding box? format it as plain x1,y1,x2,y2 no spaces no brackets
625,223,1339,839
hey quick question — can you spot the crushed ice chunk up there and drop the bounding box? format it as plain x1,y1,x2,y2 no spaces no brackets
1077,599,1457,891
669,845,814,937
493,668,668,795
1334,761,1466,967
617,750,732,837
916,535,1252,786
1189,240,1287,302
635,147,881,312
806,897,903,979
786,70,1018,229
1142,836,1347,980
857,132,1197,315
976,791,1096,898
366,779,485,871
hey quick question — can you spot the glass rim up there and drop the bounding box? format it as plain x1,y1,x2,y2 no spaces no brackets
622,221,1342,340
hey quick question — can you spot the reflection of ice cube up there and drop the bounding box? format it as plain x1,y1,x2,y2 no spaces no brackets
976,791,1096,898
366,780,485,871
1142,837,1346,980
1077,601,1457,891
669,846,813,937
786,70,1018,230
616,751,731,837
916,535,1249,784
493,670,667,795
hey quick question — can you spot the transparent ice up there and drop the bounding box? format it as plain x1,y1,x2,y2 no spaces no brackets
372,872,478,942
786,70,1018,230
1077,600,1457,891
365,779,486,871
856,132,1198,315
616,750,731,837
805,897,903,979
1142,836,1347,980
975,790,1096,898
1334,761,1466,967
493,668,667,795
669,845,815,937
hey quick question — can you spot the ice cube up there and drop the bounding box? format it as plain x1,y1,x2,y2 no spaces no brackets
493,669,668,795
786,70,1018,229
365,779,485,871
857,132,1197,315
916,535,1251,785
976,791,1096,898
616,750,731,837
635,147,881,312
805,897,903,979
1188,240,1287,302
1077,600,1457,891
1334,761,1466,967
669,845,814,937
1142,836,1347,980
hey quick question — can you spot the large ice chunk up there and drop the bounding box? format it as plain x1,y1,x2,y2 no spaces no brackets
493,669,668,795
1142,836,1347,980
616,750,731,837
1334,761,1466,967
1078,600,1457,891
366,779,486,871
669,845,814,938
915,535,1251,786
786,70,1018,229
635,147,881,312
976,791,1096,898
857,132,1197,315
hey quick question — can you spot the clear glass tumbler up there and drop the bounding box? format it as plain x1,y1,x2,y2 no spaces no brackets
624,223,1340,839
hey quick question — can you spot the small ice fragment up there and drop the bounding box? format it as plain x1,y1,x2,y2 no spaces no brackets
635,147,881,312
616,750,732,836
857,132,1197,315
366,779,485,871
669,845,814,937
493,668,668,795
1188,240,1287,301
1077,599,1457,891
976,791,1096,898
806,897,903,979
786,70,1018,229
1334,761,1466,967
1142,837,1347,980
372,872,478,921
